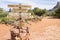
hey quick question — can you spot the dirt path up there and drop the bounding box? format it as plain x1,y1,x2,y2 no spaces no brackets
0,18,60,40
0,24,13,40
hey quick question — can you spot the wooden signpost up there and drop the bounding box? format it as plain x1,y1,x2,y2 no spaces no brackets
8,4,31,40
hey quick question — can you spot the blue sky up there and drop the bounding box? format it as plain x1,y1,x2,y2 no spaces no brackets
0,0,60,11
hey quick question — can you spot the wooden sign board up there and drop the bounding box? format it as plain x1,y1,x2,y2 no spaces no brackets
8,4,32,13
8,4,31,8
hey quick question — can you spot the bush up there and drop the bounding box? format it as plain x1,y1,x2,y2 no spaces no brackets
49,11,56,16
55,7,60,18
0,17,16,24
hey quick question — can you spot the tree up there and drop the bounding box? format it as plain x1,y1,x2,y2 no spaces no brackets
42,9,47,16
49,11,56,16
55,7,60,18
33,7,47,16
28,9,34,15
33,7,43,16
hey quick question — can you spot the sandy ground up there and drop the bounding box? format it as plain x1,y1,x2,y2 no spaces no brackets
0,18,60,40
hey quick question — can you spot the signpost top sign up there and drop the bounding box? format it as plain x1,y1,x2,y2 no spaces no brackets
8,4,31,8
8,4,32,13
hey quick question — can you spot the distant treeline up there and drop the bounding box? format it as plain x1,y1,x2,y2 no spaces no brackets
28,7,60,18
0,7,60,24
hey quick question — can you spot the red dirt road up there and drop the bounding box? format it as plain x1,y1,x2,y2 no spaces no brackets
27,18,60,40
0,24,13,40
0,18,60,40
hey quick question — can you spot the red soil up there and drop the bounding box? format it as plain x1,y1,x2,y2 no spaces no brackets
0,18,60,40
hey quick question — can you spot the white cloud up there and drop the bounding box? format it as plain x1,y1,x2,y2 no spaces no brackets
0,0,60,11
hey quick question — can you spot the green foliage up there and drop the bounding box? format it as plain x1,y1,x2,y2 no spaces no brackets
0,17,16,24
0,17,8,24
49,11,56,16
33,7,47,16
42,9,47,13
0,8,3,13
55,7,60,18
28,9,34,15
0,13,8,18
42,9,47,16
0,8,11,24
0,8,8,18
33,7,41,16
